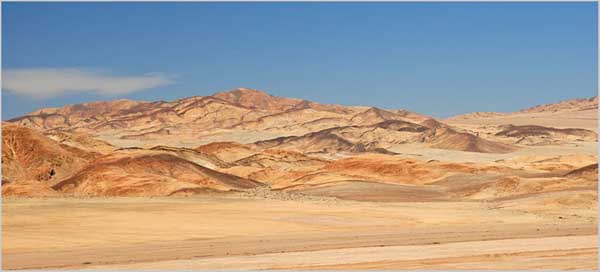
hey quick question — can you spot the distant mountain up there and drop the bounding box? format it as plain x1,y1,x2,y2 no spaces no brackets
445,95,598,131
519,96,598,113
7,88,433,146
447,96,598,121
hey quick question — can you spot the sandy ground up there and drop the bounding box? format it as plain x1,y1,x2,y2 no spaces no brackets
90,236,598,270
2,196,597,270
389,141,598,163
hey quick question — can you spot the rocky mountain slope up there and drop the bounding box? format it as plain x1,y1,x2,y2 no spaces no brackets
2,123,95,184
2,89,597,199
52,151,264,197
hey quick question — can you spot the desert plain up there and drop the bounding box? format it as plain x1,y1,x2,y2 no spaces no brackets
2,88,598,270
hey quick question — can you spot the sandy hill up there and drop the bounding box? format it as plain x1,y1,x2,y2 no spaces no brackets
495,125,597,141
420,127,516,153
194,141,258,163
253,120,514,154
7,88,431,148
492,125,598,147
51,152,264,197
446,95,598,131
420,118,446,129
350,107,401,125
2,90,596,200
254,128,370,154
44,130,116,154
234,149,329,169
2,123,95,184
448,96,598,121
2,179,60,197
212,88,303,111
148,145,231,169
8,87,511,155
519,96,598,113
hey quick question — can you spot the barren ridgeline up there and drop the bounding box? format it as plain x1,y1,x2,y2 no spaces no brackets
2,88,598,270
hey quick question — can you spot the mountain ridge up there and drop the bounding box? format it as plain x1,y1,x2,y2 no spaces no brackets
2,89,597,198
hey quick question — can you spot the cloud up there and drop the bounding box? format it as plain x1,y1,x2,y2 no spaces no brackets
2,68,172,99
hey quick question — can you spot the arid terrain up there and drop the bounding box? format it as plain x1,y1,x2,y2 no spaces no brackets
2,88,598,270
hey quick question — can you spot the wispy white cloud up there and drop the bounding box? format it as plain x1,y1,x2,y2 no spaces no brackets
2,68,172,99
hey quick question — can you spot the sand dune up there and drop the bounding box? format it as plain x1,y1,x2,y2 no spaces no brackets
2,197,595,270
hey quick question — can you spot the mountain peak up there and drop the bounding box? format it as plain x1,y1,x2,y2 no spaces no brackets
214,87,270,97
212,88,301,111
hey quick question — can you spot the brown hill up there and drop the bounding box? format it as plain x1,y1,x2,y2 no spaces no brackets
212,88,302,111
10,99,146,130
2,90,594,202
275,154,516,200
148,145,231,169
375,119,429,132
253,128,369,154
420,118,446,129
194,141,257,163
421,127,516,153
234,149,328,169
253,119,514,154
2,180,60,198
2,123,95,184
51,152,264,197
495,125,597,141
564,164,598,180
228,107,351,133
6,88,430,148
44,131,116,154
350,107,402,125
9,92,259,134
322,155,448,185
323,121,427,150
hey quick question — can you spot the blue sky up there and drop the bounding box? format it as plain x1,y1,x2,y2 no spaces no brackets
2,2,597,119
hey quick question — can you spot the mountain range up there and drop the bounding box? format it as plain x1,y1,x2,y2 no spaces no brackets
2,88,598,199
